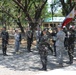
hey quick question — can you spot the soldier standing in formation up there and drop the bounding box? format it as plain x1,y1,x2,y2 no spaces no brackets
55,25,65,67
38,29,49,71
26,27,33,52
52,29,57,56
46,28,53,54
67,26,75,64
35,28,41,48
1,27,9,56
63,26,68,50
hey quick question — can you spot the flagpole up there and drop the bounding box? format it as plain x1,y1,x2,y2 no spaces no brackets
50,0,60,28
51,4,54,27
50,0,54,28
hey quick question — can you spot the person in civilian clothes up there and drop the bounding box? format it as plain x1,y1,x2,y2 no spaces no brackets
1,27,9,56
55,25,65,67
14,29,21,54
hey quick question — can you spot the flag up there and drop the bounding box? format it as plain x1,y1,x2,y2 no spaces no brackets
62,7,75,27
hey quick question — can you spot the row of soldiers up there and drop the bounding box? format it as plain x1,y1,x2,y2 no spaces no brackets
36,25,75,71
0,25,76,71
63,25,75,64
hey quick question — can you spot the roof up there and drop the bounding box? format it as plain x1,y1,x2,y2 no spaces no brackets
44,17,65,22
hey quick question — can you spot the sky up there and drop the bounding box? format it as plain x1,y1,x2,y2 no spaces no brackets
47,0,61,13
48,0,52,4
47,0,52,12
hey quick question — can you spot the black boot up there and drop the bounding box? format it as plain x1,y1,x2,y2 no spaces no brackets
41,64,47,71
67,56,73,64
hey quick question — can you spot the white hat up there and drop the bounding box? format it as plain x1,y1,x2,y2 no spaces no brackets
63,26,66,28
69,25,72,28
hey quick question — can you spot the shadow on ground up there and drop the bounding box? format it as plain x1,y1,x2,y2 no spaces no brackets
0,44,76,71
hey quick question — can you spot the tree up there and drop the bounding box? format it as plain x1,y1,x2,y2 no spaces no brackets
12,0,48,49
12,0,47,31
59,0,75,16
0,0,26,32
54,9,63,17
49,0,61,20
58,0,76,26
49,0,75,17
0,0,48,33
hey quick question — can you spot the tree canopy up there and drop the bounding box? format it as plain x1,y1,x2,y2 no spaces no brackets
0,0,76,32
59,0,75,16
0,0,48,32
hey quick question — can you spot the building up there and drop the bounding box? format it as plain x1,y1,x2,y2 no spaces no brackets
42,17,65,28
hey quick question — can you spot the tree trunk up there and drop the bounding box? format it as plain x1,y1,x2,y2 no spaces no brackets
28,22,38,43
16,18,24,33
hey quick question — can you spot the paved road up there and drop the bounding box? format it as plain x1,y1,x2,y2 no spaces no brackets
0,44,76,75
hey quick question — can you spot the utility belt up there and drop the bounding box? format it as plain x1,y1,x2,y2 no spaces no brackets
68,43,74,46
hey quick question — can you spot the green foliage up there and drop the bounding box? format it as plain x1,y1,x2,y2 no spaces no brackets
59,0,75,16
41,3,50,18
0,0,25,26
0,0,48,27
54,10,63,17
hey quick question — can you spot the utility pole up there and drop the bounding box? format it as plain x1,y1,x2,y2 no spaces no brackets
50,1,54,27
50,0,60,27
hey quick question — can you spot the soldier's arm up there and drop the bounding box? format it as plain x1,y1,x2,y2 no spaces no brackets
7,32,9,44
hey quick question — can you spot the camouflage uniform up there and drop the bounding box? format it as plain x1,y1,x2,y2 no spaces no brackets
38,34,48,70
26,30,33,52
55,30,65,66
63,28,68,50
67,29,75,64
52,31,57,56
1,30,9,55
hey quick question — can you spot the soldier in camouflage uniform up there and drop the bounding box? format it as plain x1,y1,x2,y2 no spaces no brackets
52,29,57,56
55,25,65,67
67,26,75,64
38,29,48,71
26,27,33,52
1,27,9,56
63,26,68,50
